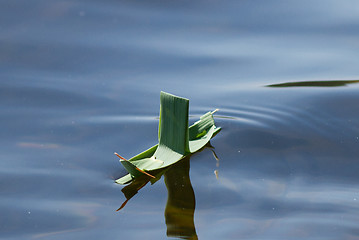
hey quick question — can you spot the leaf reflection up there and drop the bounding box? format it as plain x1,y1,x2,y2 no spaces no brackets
118,156,198,240
266,80,359,87
164,157,197,240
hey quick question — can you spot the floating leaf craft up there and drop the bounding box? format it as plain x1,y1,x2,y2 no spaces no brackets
115,91,221,184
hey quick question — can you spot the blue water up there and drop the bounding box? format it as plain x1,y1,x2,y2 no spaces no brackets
1,1,359,239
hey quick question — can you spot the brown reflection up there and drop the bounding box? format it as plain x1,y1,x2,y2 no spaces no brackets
266,80,359,87
116,174,151,211
164,157,198,240
118,156,198,239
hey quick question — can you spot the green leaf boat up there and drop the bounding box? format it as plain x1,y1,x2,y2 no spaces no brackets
115,91,221,184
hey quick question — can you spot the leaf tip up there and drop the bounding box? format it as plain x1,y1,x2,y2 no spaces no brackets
114,152,127,161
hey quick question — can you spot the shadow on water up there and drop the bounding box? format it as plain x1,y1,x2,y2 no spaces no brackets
118,156,198,240
266,80,359,87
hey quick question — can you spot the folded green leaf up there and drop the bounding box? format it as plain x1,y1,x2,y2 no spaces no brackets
115,91,221,184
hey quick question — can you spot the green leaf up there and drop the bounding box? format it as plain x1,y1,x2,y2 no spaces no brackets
115,91,221,184
158,91,190,155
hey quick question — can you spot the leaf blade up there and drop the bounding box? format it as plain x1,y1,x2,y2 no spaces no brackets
115,92,220,184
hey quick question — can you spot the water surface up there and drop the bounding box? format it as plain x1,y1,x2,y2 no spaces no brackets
1,1,359,239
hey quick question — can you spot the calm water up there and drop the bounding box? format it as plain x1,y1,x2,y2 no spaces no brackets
1,1,359,239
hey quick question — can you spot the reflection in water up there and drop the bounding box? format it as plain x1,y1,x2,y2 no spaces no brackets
266,80,359,87
164,157,197,240
118,156,198,239
117,174,151,211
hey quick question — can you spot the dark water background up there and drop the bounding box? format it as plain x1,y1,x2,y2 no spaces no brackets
1,1,359,239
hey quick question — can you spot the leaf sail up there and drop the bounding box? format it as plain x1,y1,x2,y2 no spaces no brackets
158,91,190,155
116,91,220,184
